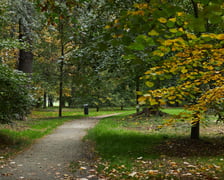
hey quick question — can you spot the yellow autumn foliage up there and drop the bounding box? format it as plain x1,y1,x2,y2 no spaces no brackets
140,31,224,124
157,17,167,23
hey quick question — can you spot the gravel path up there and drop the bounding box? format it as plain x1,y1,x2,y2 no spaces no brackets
0,114,117,180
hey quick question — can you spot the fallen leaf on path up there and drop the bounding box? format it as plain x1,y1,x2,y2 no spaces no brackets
2,173,13,176
80,166,87,170
88,169,96,173
87,175,96,178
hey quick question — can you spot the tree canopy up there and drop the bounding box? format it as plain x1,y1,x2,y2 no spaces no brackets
0,0,223,138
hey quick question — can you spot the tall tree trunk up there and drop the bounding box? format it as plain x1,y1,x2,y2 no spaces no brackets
48,95,54,107
136,76,140,113
43,92,47,109
58,22,64,117
69,86,76,108
18,19,33,73
190,0,200,140
18,50,33,73
59,59,64,117
96,106,99,112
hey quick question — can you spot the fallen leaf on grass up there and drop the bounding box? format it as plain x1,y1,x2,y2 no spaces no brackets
170,161,177,167
129,171,137,177
146,170,159,175
169,170,179,175
187,164,197,168
182,173,192,176
212,164,221,169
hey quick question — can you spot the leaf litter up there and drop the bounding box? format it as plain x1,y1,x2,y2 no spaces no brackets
75,115,224,180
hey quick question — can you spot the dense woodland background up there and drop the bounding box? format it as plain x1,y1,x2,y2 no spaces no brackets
0,0,223,138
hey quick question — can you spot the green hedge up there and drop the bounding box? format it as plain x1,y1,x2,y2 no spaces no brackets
0,64,33,123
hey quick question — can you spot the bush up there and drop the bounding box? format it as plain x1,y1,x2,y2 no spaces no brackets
0,64,34,123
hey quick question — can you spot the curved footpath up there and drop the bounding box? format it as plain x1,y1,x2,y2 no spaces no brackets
0,114,118,180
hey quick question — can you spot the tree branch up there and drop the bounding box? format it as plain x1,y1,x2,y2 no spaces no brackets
190,0,199,18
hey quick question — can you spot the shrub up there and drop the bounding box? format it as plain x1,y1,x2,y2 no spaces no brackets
0,64,34,123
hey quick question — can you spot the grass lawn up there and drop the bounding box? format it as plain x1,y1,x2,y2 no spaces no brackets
85,108,224,179
0,107,134,160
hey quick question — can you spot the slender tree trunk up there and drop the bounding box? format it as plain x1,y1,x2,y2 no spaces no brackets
96,106,99,112
58,21,64,117
59,59,64,117
191,0,199,18
69,86,76,108
136,76,140,113
43,92,47,109
48,95,54,107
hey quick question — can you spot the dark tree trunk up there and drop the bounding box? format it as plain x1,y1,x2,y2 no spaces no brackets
18,50,33,73
48,95,54,107
191,121,200,139
190,1,200,140
191,0,199,18
58,21,64,117
43,92,47,109
136,76,140,113
96,106,99,112
68,86,76,108
59,59,64,117
18,19,33,73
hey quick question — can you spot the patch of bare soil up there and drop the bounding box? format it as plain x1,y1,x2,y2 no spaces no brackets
156,137,224,157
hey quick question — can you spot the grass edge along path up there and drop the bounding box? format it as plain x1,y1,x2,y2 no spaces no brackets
0,108,134,160
84,110,224,180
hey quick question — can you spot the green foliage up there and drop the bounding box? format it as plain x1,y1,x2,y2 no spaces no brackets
0,64,34,123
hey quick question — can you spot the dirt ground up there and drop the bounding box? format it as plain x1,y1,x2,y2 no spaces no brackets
0,114,117,180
